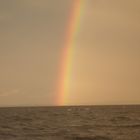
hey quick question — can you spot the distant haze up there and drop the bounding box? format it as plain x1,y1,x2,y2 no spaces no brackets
0,0,140,106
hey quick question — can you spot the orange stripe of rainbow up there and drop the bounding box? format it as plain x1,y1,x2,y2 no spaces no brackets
58,0,85,105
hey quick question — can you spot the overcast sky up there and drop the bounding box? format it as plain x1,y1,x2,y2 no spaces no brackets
0,0,140,106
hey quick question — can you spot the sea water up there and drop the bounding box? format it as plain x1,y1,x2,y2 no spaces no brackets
0,105,139,140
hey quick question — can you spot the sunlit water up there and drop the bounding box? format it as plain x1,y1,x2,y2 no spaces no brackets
0,105,139,140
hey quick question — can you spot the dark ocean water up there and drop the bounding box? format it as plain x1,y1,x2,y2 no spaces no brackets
0,105,139,140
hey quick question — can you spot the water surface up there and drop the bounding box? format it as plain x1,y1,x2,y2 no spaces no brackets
0,105,139,140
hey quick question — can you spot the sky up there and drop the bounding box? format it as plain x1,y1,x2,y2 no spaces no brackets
0,0,140,106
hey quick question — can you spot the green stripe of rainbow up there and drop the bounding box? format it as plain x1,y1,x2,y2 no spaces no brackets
58,0,85,105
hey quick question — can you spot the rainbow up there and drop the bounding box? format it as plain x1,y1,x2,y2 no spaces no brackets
57,0,85,105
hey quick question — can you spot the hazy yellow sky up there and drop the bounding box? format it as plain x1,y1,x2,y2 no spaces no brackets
0,0,140,106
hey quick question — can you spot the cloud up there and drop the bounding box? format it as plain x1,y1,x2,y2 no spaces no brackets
0,89,21,97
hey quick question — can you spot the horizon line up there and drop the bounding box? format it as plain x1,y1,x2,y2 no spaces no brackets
0,103,139,108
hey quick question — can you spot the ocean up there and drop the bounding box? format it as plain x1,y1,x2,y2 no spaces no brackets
0,105,139,140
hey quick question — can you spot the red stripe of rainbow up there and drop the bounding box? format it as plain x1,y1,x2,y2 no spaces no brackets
57,0,85,105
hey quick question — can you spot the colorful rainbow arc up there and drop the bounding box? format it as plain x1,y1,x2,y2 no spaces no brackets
57,0,85,105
